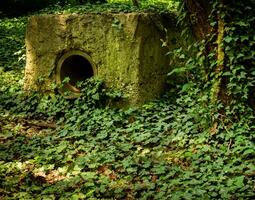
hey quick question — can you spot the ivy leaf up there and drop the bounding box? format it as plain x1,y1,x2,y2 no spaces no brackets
168,67,187,76
234,176,245,187
181,83,193,92
224,36,233,43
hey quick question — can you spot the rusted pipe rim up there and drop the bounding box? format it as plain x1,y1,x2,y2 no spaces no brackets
56,50,96,98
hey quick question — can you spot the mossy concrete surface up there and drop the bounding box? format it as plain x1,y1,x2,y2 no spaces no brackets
24,13,178,105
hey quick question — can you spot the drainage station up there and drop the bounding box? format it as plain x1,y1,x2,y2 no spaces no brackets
24,13,178,104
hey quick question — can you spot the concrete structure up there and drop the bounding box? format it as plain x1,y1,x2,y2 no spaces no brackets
24,13,178,104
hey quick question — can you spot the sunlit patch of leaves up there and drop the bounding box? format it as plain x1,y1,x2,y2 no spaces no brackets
0,17,26,71
38,1,177,15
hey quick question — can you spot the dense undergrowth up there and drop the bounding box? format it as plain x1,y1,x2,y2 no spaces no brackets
0,1,255,199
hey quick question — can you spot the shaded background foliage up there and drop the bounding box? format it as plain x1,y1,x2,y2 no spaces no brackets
0,0,107,16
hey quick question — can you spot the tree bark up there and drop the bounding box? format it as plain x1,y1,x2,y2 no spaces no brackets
185,0,212,40
211,15,225,103
185,0,227,105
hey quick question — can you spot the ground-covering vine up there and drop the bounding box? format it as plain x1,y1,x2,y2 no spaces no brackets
0,17,26,71
0,0,255,199
166,0,255,198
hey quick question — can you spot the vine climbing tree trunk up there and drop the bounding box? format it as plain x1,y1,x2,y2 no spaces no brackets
185,0,227,104
212,10,225,103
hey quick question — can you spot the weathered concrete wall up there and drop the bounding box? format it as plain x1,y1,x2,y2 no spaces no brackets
24,13,178,105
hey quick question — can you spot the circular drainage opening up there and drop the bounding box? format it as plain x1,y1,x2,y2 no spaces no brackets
56,50,95,97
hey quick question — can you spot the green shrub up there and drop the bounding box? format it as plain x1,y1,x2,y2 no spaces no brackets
0,0,107,16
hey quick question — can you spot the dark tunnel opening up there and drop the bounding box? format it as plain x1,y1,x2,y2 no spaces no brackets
59,54,94,93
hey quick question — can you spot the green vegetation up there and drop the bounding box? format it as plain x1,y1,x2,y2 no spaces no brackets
0,0,107,16
0,0,255,199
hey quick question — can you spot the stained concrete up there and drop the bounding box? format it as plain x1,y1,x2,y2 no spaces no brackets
24,13,179,104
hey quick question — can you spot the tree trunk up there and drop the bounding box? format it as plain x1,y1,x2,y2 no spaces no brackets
211,14,225,103
185,0,212,40
185,0,227,105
